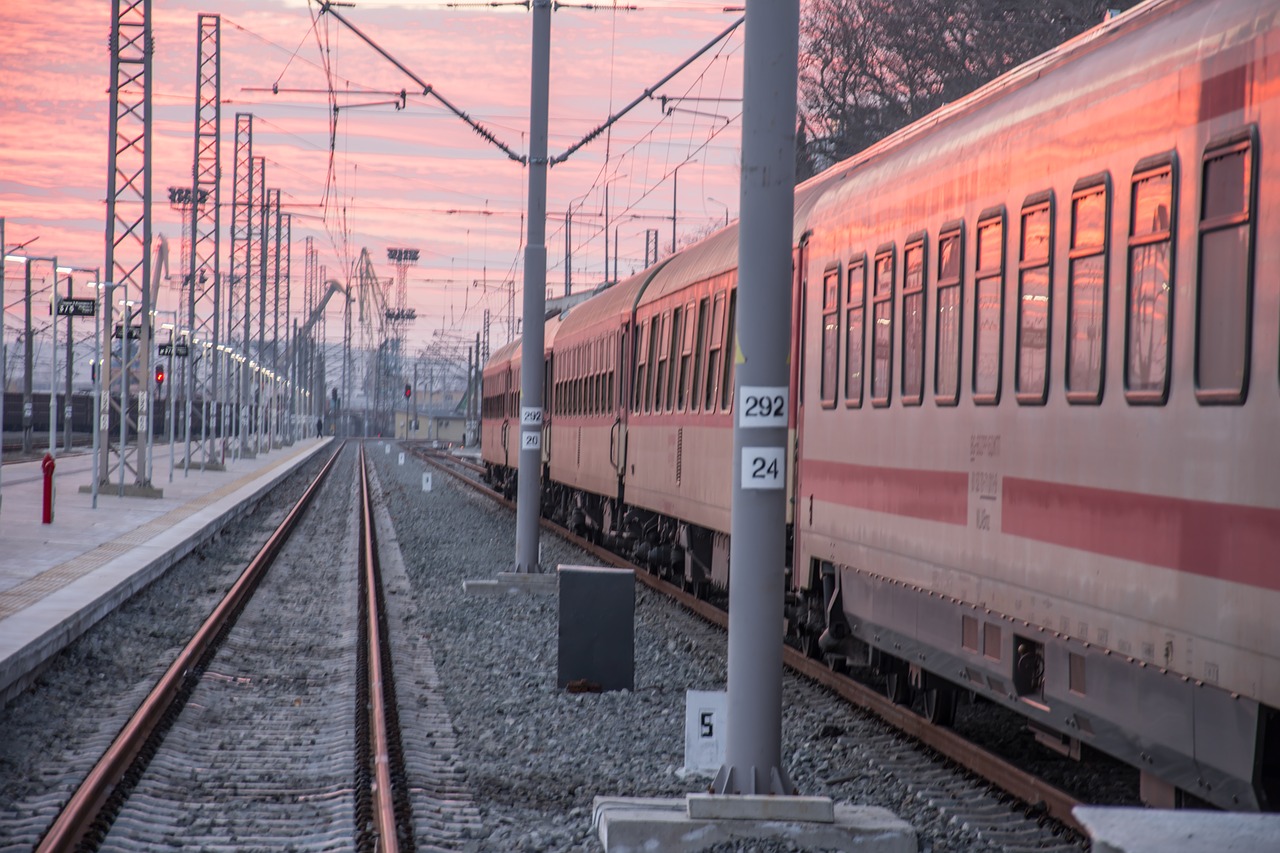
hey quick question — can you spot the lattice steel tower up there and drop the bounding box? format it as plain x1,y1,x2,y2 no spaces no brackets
229,113,254,457
100,0,158,494
187,13,223,471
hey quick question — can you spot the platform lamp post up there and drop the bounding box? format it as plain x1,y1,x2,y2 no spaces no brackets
57,265,100,453
158,311,179,482
707,196,730,228
85,277,116,509
3,253,59,455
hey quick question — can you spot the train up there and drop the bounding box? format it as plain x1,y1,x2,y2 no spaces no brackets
482,0,1279,811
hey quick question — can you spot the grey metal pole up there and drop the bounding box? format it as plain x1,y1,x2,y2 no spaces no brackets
23,261,33,454
0,218,5,512
91,271,101,509
119,291,130,496
512,0,551,573
49,256,58,457
712,0,799,798
167,321,175,481
64,272,73,453
98,284,114,485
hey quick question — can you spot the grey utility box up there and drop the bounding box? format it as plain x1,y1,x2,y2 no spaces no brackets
557,565,635,692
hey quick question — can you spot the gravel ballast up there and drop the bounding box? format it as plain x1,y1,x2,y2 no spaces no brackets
370,446,1085,853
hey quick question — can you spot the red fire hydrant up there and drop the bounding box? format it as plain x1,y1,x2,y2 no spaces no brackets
41,453,56,524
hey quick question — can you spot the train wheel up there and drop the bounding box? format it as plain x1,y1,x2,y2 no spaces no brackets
882,657,911,705
923,687,959,727
800,631,821,661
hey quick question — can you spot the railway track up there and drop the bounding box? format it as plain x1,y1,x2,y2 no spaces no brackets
406,442,1089,845
33,442,475,851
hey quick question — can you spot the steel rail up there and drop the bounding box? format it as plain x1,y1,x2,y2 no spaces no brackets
409,445,1085,833
36,442,345,852
357,445,399,853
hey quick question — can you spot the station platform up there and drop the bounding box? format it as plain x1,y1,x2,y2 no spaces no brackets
0,437,332,706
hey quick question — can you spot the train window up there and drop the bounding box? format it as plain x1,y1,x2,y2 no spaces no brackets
645,315,660,412
973,211,1005,404
1125,155,1177,404
679,301,696,411
667,306,683,411
1196,129,1255,404
633,322,648,412
1016,194,1053,405
935,225,963,405
691,297,709,412
902,237,926,405
845,257,866,408
871,245,895,407
706,292,727,411
820,266,840,407
1067,176,1110,403
722,289,737,411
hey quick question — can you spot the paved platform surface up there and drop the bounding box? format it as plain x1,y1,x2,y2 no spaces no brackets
0,436,332,705
1074,806,1280,853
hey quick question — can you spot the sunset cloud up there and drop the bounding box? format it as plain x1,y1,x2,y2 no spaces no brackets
2,0,743,353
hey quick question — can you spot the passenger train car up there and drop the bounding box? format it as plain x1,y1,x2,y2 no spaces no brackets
481,0,1279,810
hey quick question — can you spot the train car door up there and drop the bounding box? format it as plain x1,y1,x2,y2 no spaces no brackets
788,237,809,564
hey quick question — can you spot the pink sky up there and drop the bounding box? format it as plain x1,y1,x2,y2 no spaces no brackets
0,0,744,357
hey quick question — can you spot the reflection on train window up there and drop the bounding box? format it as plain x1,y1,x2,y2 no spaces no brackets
845,257,866,408
902,238,926,405
821,266,840,407
1067,179,1109,402
705,292,726,411
691,297,709,412
973,214,1004,404
872,246,895,407
1196,132,1254,403
722,289,737,411
935,228,962,405
1017,196,1052,404
1126,160,1175,403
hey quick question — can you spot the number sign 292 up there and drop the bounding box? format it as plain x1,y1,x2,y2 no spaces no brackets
739,386,787,428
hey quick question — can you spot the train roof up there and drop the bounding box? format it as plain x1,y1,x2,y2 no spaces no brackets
806,0,1235,221
482,309,565,374
637,154,859,308
555,262,670,344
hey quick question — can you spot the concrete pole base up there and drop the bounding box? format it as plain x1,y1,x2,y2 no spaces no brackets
592,795,915,853
77,482,164,499
1074,806,1280,853
461,572,558,596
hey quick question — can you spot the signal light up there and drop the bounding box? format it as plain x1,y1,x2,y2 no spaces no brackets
155,366,165,389
404,383,412,399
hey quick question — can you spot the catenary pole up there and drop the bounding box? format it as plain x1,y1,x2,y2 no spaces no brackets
513,0,551,573
712,0,799,797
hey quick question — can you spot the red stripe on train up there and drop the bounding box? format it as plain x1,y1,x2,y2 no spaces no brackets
1002,477,1280,592
802,461,969,525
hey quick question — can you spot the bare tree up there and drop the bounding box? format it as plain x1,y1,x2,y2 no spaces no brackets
797,0,1141,179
